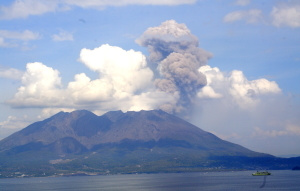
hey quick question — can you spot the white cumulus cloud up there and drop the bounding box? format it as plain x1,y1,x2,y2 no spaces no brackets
79,44,153,98
7,44,175,114
198,65,281,109
67,73,113,104
7,62,64,107
192,65,298,155
229,70,281,108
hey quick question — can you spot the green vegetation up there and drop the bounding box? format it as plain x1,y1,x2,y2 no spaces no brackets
1,146,300,178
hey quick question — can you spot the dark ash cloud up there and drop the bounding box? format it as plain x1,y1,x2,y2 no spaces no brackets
137,20,212,114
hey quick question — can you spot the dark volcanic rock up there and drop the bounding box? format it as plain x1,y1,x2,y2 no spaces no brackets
47,137,88,154
70,110,111,137
0,109,269,157
1,109,300,177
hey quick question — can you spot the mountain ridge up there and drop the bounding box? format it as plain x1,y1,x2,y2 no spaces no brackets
0,109,268,157
1,109,299,178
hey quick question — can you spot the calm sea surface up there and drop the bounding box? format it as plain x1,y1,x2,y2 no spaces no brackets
1,170,300,191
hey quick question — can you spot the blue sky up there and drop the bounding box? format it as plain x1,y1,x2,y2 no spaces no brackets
0,0,300,156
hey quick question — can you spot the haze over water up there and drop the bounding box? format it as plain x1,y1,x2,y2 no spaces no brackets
1,170,300,191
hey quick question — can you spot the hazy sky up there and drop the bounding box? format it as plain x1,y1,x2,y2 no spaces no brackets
0,0,300,156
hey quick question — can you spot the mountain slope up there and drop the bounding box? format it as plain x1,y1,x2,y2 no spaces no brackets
1,109,299,178
0,109,266,157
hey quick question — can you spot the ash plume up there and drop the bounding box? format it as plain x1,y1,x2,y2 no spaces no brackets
137,20,213,113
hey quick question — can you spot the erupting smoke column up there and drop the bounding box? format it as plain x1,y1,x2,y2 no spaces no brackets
137,20,213,113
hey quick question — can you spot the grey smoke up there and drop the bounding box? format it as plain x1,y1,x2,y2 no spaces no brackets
136,20,200,62
137,20,212,113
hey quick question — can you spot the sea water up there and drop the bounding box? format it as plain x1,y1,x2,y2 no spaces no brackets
1,170,300,191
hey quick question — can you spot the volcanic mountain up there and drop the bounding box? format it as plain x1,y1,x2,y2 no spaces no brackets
0,110,263,156
0,110,299,177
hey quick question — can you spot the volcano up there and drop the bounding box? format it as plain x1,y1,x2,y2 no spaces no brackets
0,110,298,178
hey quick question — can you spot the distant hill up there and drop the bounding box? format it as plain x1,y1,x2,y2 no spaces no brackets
0,110,299,178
